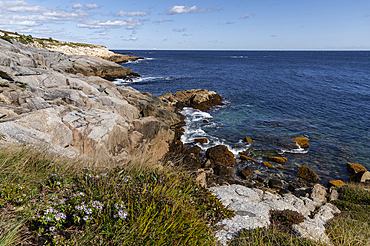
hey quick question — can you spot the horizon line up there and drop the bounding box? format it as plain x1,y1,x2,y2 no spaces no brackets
109,48,370,51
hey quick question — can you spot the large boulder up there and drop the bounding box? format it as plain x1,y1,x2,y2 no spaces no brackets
204,145,235,178
349,171,370,183
347,162,367,175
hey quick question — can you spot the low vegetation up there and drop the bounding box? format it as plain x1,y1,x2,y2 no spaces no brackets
326,184,370,246
0,30,102,49
0,145,233,245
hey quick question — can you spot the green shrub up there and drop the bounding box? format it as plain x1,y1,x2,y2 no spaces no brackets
269,209,305,233
36,39,44,46
0,35,12,43
25,35,33,43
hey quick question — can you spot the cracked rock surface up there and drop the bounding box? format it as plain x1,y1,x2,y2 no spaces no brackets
209,184,340,245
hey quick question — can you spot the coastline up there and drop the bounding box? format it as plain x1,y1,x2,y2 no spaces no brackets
1,32,370,245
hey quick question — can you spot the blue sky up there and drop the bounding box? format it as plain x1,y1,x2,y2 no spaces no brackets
0,0,369,50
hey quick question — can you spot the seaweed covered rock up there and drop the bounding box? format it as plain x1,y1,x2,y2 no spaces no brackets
268,156,287,163
347,162,367,175
204,145,235,178
328,180,346,188
294,137,310,148
194,138,208,144
296,166,319,183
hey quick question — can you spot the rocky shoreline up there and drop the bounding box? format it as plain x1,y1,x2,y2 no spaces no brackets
1,35,370,245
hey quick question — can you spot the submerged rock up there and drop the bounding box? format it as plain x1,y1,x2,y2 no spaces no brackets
297,166,320,183
268,156,287,163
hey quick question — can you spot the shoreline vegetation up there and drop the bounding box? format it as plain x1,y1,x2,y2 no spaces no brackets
0,30,369,245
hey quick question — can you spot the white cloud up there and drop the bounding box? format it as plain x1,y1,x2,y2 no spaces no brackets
0,1,89,26
0,1,45,12
240,13,255,19
85,4,101,10
72,3,83,9
77,18,147,30
172,28,186,32
166,5,214,15
115,10,148,17
123,37,137,41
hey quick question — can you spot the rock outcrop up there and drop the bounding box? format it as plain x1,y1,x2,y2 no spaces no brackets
0,38,181,163
159,89,225,112
209,184,340,245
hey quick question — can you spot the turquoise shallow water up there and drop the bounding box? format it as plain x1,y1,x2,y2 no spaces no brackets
113,50,370,184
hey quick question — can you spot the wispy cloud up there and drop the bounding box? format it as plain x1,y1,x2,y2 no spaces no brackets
172,28,186,32
363,13,369,17
223,21,235,25
240,13,256,19
152,18,174,24
166,5,216,15
77,18,148,30
115,10,148,17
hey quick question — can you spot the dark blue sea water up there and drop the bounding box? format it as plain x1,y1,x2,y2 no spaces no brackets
112,50,370,184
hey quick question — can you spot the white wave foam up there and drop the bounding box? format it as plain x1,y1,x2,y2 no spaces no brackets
230,56,248,59
278,147,308,154
114,76,171,85
180,107,249,155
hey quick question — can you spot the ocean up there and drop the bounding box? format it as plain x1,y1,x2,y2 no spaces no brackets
112,50,370,184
